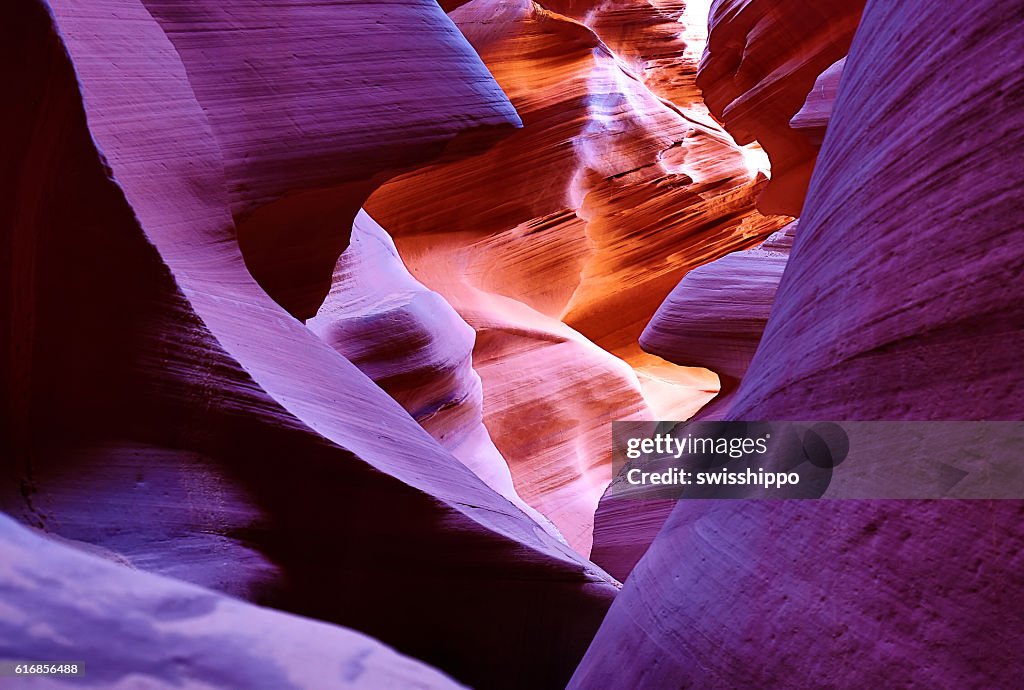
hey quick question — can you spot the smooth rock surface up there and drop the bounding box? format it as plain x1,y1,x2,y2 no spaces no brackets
790,58,845,145
0,514,467,690
729,0,1024,421
0,2,614,687
141,0,522,318
640,221,796,399
591,223,796,578
368,0,788,552
307,211,557,534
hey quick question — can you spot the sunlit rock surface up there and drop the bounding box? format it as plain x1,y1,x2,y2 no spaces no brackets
0,515,467,690
697,0,865,215
571,0,1024,687
0,2,615,687
368,0,787,552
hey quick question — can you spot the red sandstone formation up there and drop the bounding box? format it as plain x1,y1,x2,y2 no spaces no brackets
368,0,786,552
539,0,714,107
572,0,1024,686
1,1,615,687
0,515,467,689
5,0,1020,686
697,0,865,215
640,221,795,406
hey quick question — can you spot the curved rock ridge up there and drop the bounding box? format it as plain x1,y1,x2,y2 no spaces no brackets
640,220,796,404
697,0,865,215
140,0,523,319
0,514,467,690
307,210,560,537
367,0,788,552
572,0,1024,686
728,0,1024,422
790,58,844,145
0,2,615,687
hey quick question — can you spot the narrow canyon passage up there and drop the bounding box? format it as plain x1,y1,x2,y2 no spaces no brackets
2,0,1021,688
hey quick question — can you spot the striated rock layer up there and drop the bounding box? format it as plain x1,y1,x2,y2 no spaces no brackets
368,0,787,552
697,0,865,215
0,514,467,690
0,1,616,687
573,501,1024,689
790,58,845,145
141,0,522,319
571,0,1024,687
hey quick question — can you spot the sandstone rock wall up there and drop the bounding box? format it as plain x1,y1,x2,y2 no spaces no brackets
0,2,615,687
697,0,865,214
571,0,1024,686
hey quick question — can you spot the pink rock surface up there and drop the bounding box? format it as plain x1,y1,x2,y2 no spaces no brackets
307,211,557,534
571,0,1024,686
790,58,845,145
728,0,1024,422
640,221,796,398
697,0,865,215
367,0,787,552
0,514,467,689
140,0,522,319
1,1,614,686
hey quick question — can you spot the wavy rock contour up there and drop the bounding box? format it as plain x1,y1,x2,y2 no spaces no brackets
696,0,865,215
367,0,787,552
0,515,467,690
571,0,1024,686
0,2,615,687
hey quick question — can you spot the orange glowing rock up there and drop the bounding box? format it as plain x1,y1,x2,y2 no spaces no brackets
697,0,865,215
368,0,787,553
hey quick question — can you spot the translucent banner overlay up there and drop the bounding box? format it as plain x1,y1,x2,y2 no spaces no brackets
609,421,1024,499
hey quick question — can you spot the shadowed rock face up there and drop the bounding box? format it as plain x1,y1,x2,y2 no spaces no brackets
729,2,1024,422
574,501,1024,689
367,0,788,553
697,0,865,215
0,1,615,687
140,0,522,319
571,1,1024,687
640,222,796,405
0,515,468,690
